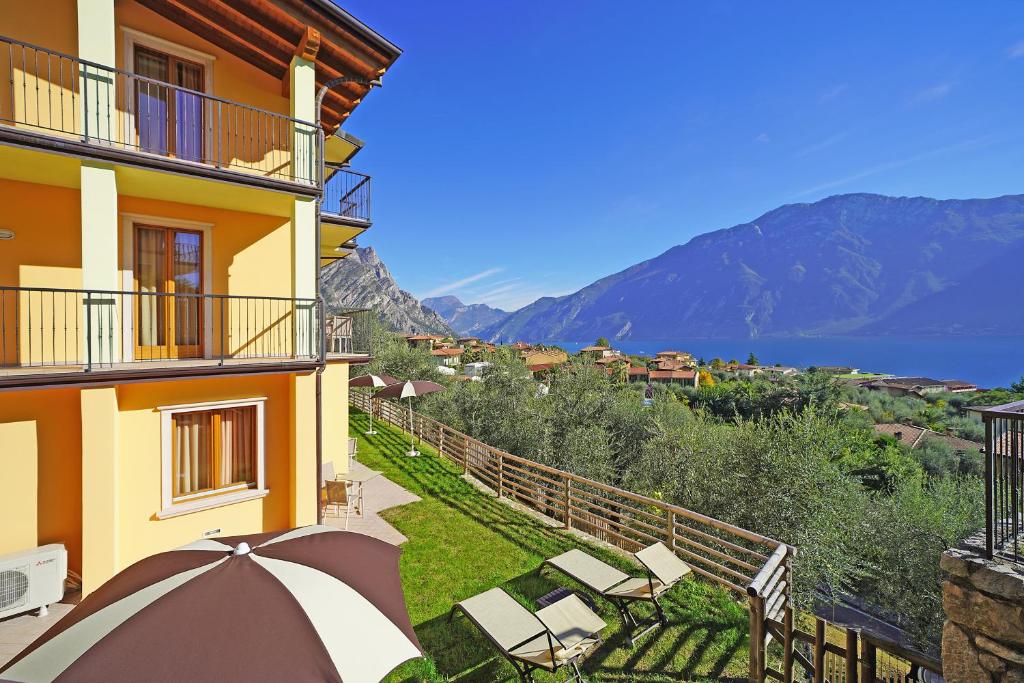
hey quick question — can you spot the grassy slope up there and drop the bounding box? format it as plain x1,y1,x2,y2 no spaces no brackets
350,410,750,682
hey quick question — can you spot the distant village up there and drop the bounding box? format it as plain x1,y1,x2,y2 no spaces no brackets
403,334,979,395
403,333,990,457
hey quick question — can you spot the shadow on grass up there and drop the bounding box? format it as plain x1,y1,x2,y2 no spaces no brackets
350,410,749,682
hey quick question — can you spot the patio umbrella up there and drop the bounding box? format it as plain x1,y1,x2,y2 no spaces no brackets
0,526,421,683
349,373,398,435
373,380,444,456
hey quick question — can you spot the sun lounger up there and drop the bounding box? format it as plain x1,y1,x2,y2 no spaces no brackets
542,542,690,645
449,587,606,682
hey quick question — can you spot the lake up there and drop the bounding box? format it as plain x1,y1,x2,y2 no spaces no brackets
550,336,1024,388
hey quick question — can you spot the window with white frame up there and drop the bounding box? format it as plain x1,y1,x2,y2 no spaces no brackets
159,398,266,514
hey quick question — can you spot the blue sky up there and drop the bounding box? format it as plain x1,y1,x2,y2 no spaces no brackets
338,1,1024,311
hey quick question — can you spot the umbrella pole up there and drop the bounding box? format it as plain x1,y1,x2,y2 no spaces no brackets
365,389,377,435
407,397,418,457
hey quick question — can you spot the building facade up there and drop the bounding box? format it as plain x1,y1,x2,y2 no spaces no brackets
0,0,398,595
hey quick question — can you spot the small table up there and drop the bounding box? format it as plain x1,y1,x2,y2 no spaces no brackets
335,469,381,485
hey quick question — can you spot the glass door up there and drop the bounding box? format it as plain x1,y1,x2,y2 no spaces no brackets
134,226,204,359
134,47,205,162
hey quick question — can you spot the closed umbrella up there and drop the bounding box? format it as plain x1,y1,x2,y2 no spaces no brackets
349,373,398,435
373,380,444,456
1,526,421,683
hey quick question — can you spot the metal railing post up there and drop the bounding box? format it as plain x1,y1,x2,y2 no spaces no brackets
84,291,92,372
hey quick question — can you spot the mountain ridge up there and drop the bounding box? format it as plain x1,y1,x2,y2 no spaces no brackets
476,192,1024,341
320,247,453,336
421,295,509,336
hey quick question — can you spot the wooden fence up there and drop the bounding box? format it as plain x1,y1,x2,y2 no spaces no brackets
350,392,942,682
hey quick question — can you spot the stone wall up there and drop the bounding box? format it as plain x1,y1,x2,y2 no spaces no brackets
941,540,1024,682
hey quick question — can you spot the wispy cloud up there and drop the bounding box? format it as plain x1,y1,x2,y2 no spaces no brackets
1008,40,1024,58
795,131,849,158
754,132,771,144
792,136,995,198
421,267,503,298
818,83,848,103
909,82,953,105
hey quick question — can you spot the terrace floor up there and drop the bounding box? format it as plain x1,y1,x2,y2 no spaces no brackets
349,410,752,682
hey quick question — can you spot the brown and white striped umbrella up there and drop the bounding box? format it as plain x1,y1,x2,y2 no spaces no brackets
348,373,398,389
1,526,421,683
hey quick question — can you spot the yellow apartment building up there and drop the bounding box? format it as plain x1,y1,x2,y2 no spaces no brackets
0,0,398,594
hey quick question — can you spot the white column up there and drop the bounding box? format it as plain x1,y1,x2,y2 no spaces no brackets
289,54,317,184
81,162,120,366
289,54,318,357
78,0,117,143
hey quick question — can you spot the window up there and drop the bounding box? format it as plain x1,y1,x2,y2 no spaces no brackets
159,399,266,517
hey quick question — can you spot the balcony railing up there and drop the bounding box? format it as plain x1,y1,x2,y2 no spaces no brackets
0,35,318,184
322,166,370,222
0,286,323,375
325,309,373,356
983,400,1024,564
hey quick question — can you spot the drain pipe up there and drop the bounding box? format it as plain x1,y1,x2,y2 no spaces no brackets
314,74,382,525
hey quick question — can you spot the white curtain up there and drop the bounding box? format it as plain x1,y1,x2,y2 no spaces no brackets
221,407,255,486
136,227,165,348
174,411,211,496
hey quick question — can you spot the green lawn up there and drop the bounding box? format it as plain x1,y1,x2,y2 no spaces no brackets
349,409,751,682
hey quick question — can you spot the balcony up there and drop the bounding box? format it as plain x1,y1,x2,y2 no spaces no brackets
322,166,371,224
0,286,325,386
982,400,1024,564
0,35,318,191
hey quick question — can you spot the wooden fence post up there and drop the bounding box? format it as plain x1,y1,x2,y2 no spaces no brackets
860,636,876,683
748,595,766,683
845,629,858,683
497,453,504,498
463,435,469,473
813,618,825,683
783,605,794,683
439,426,445,457
564,477,572,530
666,510,676,550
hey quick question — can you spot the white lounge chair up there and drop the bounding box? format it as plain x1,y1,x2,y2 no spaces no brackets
542,542,690,645
449,587,606,682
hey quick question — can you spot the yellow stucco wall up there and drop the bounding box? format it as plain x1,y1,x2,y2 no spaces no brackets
0,421,38,555
0,389,83,573
0,178,82,289
321,362,351,475
114,373,296,571
0,0,77,55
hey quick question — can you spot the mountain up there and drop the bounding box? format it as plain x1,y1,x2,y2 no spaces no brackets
422,295,509,336
478,193,1024,342
320,247,453,336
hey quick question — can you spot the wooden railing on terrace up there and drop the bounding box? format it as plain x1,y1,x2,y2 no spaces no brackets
351,392,943,682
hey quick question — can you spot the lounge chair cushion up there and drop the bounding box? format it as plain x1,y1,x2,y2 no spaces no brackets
545,549,631,594
635,542,691,587
456,588,547,653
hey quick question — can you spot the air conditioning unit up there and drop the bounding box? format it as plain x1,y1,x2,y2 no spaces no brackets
0,544,67,619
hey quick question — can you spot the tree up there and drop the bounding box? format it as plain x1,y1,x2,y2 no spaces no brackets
727,358,739,366
1011,375,1024,393
711,357,725,370
595,336,610,347
698,369,715,387
747,352,759,366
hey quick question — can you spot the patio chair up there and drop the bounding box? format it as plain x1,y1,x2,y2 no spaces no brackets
348,436,358,462
449,587,605,683
541,542,690,646
322,479,362,530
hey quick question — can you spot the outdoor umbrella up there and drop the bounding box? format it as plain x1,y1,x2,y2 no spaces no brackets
0,526,421,683
349,373,398,435
373,380,444,456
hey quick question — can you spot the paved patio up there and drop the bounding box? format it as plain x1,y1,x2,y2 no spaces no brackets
322,459,421,545
0,601,76,670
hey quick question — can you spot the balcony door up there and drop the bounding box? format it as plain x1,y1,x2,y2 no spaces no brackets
134,226,204,360
134,46,205,162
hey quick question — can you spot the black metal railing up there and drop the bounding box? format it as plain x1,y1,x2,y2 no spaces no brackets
983,400,1024,563
322,166,371,221
325,309,373,356
0,35,318,183
0,286,323,374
